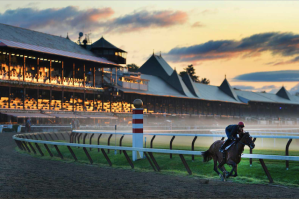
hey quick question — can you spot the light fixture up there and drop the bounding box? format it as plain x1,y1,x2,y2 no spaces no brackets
55,60,58,62
11,54,15,56
24,56,27,58
44,59,47,61
16,54,19,56
40,58,43,60
20,55,23,57
28,56,32,58
3,52,6,54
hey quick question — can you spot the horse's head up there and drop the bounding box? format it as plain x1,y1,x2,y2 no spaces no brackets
239,132,255,149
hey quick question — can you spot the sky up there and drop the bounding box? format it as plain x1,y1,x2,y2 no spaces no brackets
1,1,299,94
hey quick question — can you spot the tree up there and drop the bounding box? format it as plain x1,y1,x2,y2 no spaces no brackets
127,64,139,72
200,78,210,85
179,64,199,82
179,64,210,84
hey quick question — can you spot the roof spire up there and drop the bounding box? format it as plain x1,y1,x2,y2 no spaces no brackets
225,74,226,79
153,49,154,55
66,32,70,40
160,51,161,57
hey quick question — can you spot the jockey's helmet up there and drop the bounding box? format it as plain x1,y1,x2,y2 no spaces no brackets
238,121,245,127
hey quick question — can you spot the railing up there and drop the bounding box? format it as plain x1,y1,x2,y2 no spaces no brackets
72,130,299,170
13,132,299,183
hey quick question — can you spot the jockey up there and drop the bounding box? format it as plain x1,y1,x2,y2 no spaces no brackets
219,122,245,153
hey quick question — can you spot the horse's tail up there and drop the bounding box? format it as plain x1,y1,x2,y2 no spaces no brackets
202,150,212,162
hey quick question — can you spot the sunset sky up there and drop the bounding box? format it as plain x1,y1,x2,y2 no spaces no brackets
1,1,299,94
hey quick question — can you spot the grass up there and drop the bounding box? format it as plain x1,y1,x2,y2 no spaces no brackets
17,139,299,188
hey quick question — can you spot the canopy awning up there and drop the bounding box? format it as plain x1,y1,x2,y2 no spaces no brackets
80,114,118,119
0,39,119,66
2,112,55,118
46,113,87,118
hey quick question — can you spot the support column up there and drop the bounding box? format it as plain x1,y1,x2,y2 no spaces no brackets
37,58,40,82
83,91,86,111
115,67,117,86
8,53,11,80
73,63,75,85
37,88,39,109
61,61,64,85
110,68,112,84
50,87,52,110
93,66,95,87
49,60,52,82
83,64,86,87
61,88,64,110
23,88,26,110
101,68,104,86
72,92,75,111
23,56,25,81
8,86,11,108
132,99,144,161
110,96,112,113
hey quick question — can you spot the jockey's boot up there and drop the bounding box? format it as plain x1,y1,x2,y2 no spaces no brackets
219,139,231,153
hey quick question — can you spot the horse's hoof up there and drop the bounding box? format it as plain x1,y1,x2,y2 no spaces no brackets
219,174,225,182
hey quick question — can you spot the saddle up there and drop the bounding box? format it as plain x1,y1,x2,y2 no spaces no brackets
224,140,237,151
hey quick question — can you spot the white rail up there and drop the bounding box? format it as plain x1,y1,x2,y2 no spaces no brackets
72,130,299,139
12,135,299,160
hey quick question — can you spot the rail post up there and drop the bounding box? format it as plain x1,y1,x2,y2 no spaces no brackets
132,99,144,161
286,139,292,170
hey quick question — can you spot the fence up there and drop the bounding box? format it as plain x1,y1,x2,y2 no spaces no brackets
13,132,299,183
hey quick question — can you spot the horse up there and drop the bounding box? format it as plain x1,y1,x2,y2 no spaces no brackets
202,132,255,181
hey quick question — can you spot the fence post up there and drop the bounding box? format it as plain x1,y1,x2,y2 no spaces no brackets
132,99,143,161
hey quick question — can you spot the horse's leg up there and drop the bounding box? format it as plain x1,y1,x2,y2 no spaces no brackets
220,166,229,177
226,160,237,179
214,157,226,181
218,152,226,169
232,164,238,177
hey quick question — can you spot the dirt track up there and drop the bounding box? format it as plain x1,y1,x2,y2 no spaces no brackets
1,133,299,198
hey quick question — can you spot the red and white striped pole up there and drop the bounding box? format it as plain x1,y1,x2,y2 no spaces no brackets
132,99,144,161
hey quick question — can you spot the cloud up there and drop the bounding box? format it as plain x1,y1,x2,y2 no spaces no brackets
165,32,299,63
191,21,204,28
105,10,188,33
0,6,114,36
0,7,188,37
234,70,299,82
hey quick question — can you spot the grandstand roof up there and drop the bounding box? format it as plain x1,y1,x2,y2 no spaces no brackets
0,23,118,66
122,54,299,106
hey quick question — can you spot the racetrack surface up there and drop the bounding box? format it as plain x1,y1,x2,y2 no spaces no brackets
1,133,299,198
